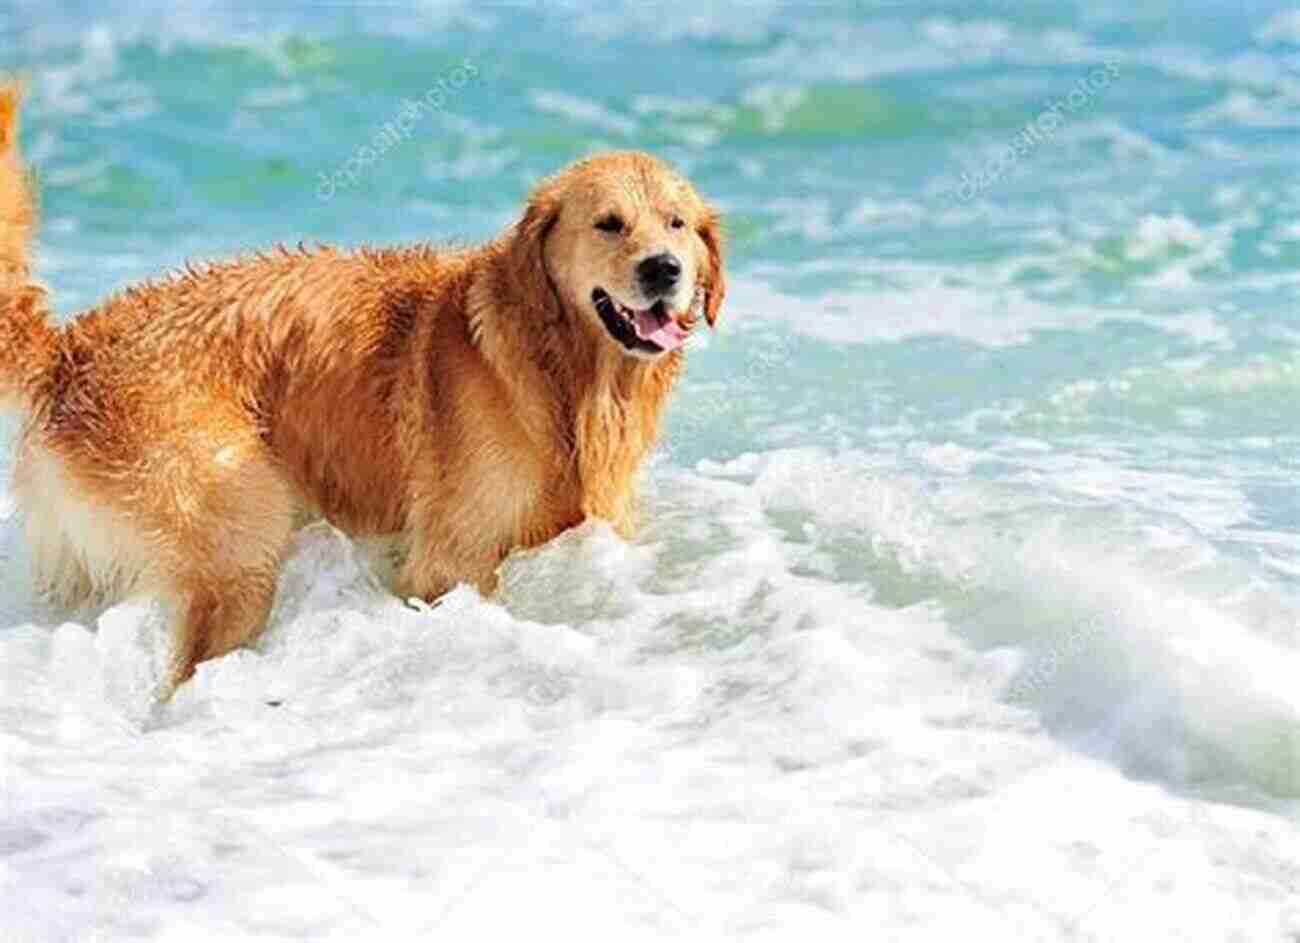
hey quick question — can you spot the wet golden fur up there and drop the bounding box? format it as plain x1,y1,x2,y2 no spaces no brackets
0,81,726,696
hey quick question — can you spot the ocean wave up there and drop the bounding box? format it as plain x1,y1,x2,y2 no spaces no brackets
2,444,1298,936
724,268,1234,348
747,447,1300,797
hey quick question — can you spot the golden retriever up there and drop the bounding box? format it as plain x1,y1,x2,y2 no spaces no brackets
0,81,726,697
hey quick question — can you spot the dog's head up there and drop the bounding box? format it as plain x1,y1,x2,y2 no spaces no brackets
509,151,726,360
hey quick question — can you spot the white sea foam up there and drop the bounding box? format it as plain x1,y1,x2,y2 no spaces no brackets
527,90,638,137
727,267,1232,348
2,445,1298,940
1256,9,1300,46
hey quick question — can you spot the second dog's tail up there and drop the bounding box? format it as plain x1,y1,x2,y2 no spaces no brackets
0,79,57,410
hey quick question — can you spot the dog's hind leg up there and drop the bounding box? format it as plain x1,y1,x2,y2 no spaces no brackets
133,427,296,700
161,562,283,699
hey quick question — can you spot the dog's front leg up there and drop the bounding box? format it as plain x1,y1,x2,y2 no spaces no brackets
396,505,502,604
396,556,498,604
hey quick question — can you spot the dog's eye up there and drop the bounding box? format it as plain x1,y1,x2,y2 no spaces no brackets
670,216,685,230
594,214,624,234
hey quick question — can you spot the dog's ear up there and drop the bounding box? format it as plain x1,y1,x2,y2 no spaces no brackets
508,185,562,313
698,206,727,327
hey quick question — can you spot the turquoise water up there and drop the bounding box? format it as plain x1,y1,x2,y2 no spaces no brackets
7,3,1299,472
3,3,1300,939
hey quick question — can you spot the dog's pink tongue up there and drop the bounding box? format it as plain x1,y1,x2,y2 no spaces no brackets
632,308,689,351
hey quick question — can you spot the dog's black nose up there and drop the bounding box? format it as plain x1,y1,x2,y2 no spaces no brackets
637,253,682,297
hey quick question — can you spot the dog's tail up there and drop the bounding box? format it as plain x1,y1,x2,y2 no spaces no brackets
0,79,57,410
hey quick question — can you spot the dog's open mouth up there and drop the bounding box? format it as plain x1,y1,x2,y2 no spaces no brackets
592,288,690,354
